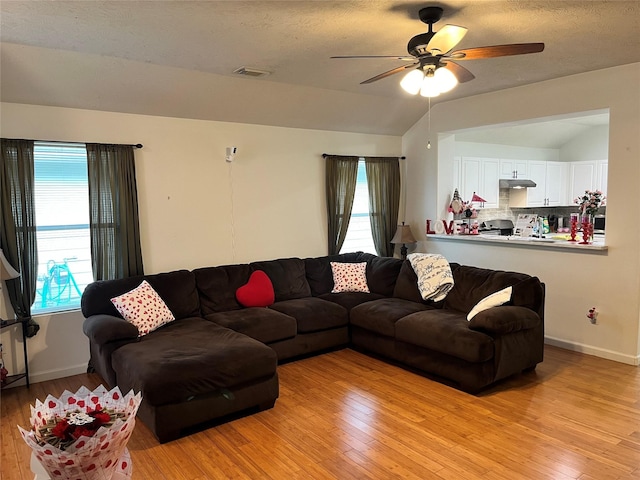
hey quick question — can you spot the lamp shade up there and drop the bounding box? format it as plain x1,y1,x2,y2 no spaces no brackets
400,69,424,95
391,223,417,244
0,249,20,280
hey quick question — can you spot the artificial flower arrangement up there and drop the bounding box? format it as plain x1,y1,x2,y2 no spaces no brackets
19,385,141,480
575,189,605,215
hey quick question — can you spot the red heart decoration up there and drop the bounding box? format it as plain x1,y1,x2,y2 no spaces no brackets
48,401,57,408
86,464,96,471
77,400,85,408
235,270,275,308
122,461,128,469
67,397,76,405
91,396,99,404
113,392,120,400
76,441,85,448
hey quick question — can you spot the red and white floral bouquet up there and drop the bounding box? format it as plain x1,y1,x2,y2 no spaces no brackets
18,385,141,480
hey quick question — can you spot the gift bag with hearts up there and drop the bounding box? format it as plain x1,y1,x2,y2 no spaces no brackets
18,385,141,480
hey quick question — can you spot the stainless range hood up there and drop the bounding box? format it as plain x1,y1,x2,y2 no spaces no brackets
499,178,537,189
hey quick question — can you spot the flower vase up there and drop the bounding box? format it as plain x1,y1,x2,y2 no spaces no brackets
579,214,594,245
569,213,579,242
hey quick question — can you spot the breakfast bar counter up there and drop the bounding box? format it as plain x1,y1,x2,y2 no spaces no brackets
426,233,608,253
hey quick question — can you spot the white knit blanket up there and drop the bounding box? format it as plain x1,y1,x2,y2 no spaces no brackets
407,253,454,302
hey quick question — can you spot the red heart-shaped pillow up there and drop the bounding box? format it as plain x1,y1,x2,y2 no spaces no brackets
236,270,275,308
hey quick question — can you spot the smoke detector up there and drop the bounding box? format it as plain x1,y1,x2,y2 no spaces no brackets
232,67,271,77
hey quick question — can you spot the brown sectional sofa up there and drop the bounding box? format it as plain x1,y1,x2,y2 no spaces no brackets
81,252,544,442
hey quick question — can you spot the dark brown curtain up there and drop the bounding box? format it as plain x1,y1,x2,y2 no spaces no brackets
364,157,401,257
325,156,359,255
86,144,143,281
0,139,40,337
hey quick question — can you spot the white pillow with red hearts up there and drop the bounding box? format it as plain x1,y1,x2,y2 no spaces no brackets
110,280,175,336
330,262,370,293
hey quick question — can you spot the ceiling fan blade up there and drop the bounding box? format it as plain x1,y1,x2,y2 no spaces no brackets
426,24,468,55
449,43,545,60
331,55,416,61
441,61,475,83
361,63,419,84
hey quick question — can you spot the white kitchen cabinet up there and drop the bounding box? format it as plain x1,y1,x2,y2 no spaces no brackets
526,161,547,206
510,161,568,207
453,156,461,192
569,161,597,202
499,159,529,179
460,157,499,208
596,160,608,194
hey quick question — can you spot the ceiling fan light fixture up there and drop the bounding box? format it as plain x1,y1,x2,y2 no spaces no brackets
420,74,440,97
433,66,458,92
400,69,424,95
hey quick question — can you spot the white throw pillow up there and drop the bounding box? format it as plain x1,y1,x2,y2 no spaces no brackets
330,262,370,293
466,286,513,321
111,280,175,336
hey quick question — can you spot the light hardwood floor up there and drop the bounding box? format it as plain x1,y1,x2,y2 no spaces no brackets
1,346,639,479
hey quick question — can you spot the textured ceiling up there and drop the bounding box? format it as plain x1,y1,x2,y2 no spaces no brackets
1,1,639,135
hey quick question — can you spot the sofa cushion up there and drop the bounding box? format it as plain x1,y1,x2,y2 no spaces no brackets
396,309,494,363
236,270,275,308
350,298,432,338
510,276,545,315
194,264,252,314
330,262,370,293
360,254,404,296
443,266,530,314
269,297,348,334
111,317,277,406
110,280,175,336
204,308,296,344
81,269,200,321
468,305,541,335
318,292,385,311
304,253,362,296
250,258,311,301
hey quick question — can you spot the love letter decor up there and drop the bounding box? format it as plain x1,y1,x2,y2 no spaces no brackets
426,219,455,235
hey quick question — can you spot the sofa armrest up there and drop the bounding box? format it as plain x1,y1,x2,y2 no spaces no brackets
83,314,139,345
468,306,541,335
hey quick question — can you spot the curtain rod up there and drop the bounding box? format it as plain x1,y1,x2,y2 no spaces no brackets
4,138,143,149
322,153,406,159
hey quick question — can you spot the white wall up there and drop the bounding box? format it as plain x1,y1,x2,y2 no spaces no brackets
455,141,560,162
560,125,610,162
0,103,401,383
403,63,640,365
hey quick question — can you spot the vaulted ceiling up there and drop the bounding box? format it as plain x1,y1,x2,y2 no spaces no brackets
1,1,639,136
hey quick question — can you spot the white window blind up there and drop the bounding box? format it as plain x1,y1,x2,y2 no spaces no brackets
340,160,377,255
32,142,92,314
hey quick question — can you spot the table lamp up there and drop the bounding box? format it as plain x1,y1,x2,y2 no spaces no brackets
391,222,417,260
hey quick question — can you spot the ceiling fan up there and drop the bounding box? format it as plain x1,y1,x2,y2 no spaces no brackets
331,6,544,97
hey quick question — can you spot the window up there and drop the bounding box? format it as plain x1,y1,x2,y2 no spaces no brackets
32,143,92,314
340,160,377,254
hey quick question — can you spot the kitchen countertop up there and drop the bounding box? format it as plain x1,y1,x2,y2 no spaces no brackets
426,233,608,252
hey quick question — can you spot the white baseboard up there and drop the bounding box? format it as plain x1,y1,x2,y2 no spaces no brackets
29,364,89,385
545,336,640,366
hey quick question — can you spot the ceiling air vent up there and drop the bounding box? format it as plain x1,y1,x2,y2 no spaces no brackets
232,67,271,77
